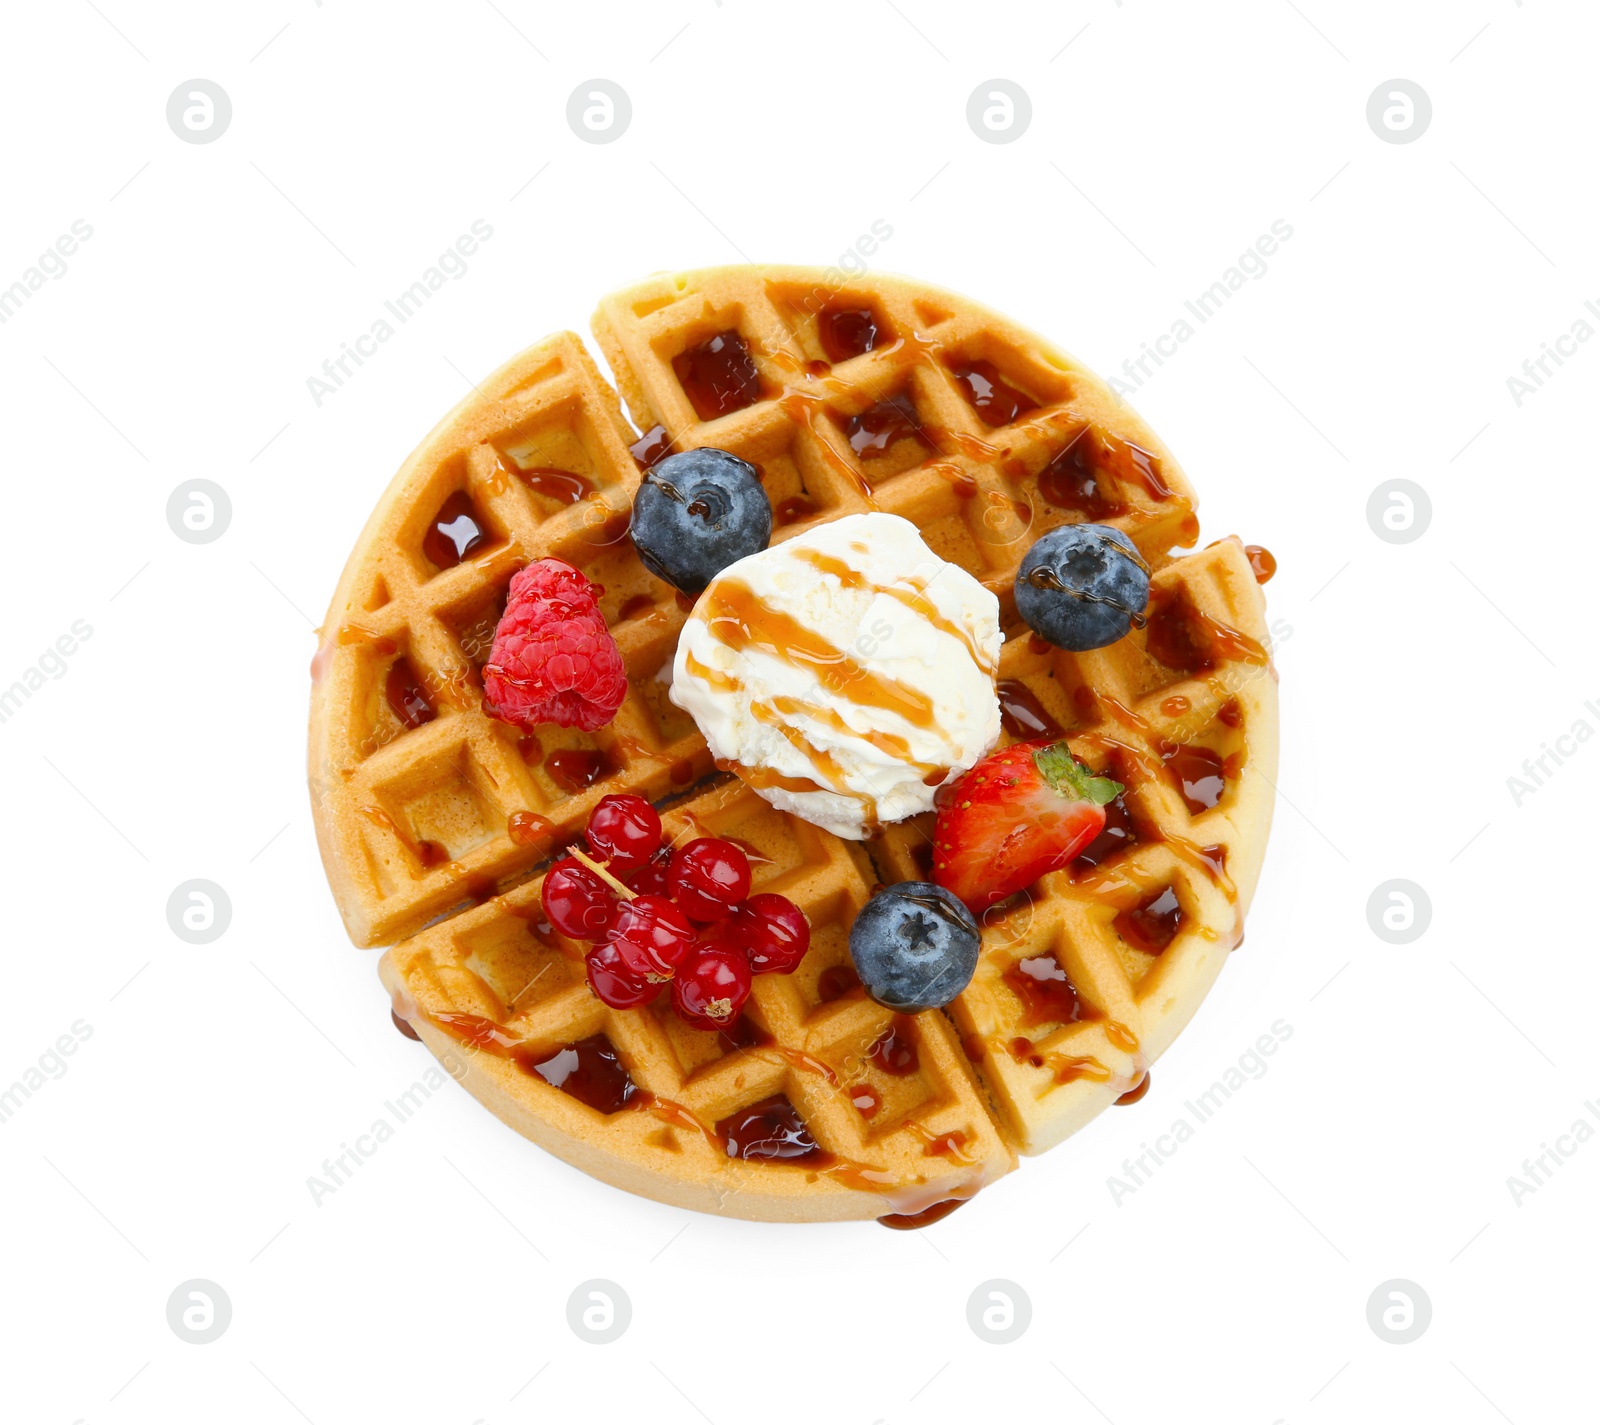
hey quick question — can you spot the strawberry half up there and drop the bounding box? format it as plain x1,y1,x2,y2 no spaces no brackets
932,738,1123,912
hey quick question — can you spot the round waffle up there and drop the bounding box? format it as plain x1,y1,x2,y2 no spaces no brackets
308,266,1279,1223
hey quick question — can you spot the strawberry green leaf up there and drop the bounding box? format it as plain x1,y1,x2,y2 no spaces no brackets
1033,741,1123,806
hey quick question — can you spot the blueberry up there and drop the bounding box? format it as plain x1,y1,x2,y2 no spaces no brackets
1014,523,1151,652
629,447,771,595
848,881,980,1013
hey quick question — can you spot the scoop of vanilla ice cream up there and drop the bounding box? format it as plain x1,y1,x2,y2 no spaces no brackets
670,513,1002,839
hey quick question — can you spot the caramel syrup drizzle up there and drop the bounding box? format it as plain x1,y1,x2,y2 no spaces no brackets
756,1045,840,1087
683,650,876,812
423,1004,986,1196
750,704,859,793
701,579,936,729
716,758,832,797
792,546,998,676
685,535,1004,823
428,1009,726,1151
761,694,926,768
634,1092,721,1151
903,1119,978,1164
1074,693,1242,903
683,650,741,696
358,804,457,874
1002,1035,1113,1087
691,578,961,833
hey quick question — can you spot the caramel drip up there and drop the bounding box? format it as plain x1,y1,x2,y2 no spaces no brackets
1072,728,1166,786
819,1156,988,1222
1079,686,1154,738
1046,1055,1112,1086
759,1045,841,1087
813,417,879,500
1074,693,1242,908
819,1160,902,1193
719,752,882,837
925,405,1080,468
358,804,454,873
1114,438,1173,501
701,579,936,729
699,595,948,805
683,650,742,696
337,623,396,653
1187,606,1270,666
1105,1020,1141,1055
1148,588,1270,670
904,1120,978,1165
429,1010,522,1053
792,547,997,676
716,758,831,797
1165,832,1238,901
742,710,884,838
1004,1036,1114,1086
747,703,853,789
1208,676,1247,718
633,1093,721,1151
765,346,858,403
763,694,923,767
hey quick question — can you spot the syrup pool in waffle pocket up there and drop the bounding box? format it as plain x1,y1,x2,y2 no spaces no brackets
308,266,1279,1224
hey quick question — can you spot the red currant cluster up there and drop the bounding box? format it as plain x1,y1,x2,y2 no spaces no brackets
541,794,810,1031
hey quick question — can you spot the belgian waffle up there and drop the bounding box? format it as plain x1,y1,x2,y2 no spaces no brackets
309,266,1278,1222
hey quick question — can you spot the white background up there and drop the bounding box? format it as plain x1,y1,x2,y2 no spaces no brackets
2,1,1595,1421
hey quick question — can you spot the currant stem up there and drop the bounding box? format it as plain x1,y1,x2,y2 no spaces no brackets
567,844,636,899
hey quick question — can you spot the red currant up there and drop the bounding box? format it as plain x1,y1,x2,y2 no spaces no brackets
608,895,695,979
670,837,752,922
586,939,656,1009
729,893,811,974
626,846,673,898
541,857,619,942
586,794,662,872
672,944,752,1030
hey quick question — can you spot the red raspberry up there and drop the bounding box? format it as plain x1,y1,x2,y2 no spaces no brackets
482,560,627,733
